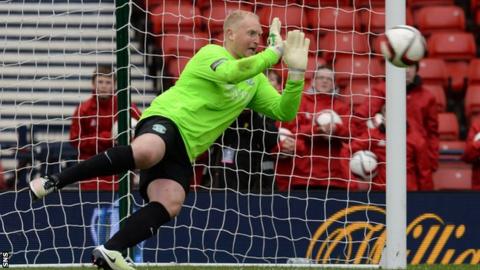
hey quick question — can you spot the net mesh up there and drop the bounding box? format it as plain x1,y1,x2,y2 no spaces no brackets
0,0,386,265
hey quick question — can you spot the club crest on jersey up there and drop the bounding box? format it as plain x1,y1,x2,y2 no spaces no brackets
152,124,167,134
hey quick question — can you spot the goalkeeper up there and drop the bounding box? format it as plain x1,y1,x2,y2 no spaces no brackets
29,10,309,270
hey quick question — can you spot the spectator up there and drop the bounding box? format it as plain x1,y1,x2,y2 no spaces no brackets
69,65,143,262
341,105,433,191
0,161,7,191
206,70,281,193
462,116,480,190
69,65,141,191
275,65,352,191
354,64,439,175
267,69,282,90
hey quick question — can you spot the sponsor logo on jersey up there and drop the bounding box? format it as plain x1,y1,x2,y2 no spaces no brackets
152,124,167,134
224,84,250,101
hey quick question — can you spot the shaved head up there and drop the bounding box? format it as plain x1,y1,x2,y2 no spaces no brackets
223,10,262,59
223,10,259,32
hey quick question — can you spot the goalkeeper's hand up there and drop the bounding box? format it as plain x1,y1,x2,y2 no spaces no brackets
283,30,310,80
268,17,284,57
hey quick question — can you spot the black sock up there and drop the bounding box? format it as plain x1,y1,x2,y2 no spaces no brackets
54,145,136,189
104,202,171,252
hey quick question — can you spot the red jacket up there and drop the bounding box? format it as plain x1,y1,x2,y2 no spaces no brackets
70,95,140,191
462,118,480,190
351,82,386,137
275,91,354,190
273,120,309,192
407,83,439,172
340,125,433,191
0,162,6,191
354,80,439,173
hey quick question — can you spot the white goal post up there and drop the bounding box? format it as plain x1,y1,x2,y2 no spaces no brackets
383,0,407,269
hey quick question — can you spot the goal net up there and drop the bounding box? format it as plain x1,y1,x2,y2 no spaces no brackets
0,0,396,267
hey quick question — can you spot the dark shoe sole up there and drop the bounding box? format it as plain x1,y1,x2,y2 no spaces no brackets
92,249,113,270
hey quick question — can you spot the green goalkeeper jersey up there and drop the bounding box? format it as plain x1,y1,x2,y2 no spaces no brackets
141,44,304,161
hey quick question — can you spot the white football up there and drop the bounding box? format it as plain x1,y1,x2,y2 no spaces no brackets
474,132,480,142
278,127,293,142
349,150,378,180
316,109,342,126
112,118,138,140
380,25,426,68
366,113,385,129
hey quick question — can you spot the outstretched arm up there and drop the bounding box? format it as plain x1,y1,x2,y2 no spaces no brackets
249,77,304,121
187,43,283,85
187,18,285,85
249,30,310,122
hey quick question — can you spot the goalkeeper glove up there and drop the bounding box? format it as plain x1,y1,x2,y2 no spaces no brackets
268,17,284,57
283,30,310,81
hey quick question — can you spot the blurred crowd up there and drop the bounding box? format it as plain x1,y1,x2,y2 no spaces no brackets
3,63,479,194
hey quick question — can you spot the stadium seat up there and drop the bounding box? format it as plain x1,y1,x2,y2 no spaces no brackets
200,2,254,34
418,58,448,88
307,7,361,34
370,35,385,56
360,7,413,33
253,0,298,7
159,32,210,58
464,85,480,119
196,0,252,9
319,32,371,62
473,0,479,10
200,0,293,9
333,56,384,88
468,59,480,86
300,0,350,7
439,140,465,154
210,32,224,45
427,32,477,61
144,0,195,10
424,84,447,112
415,6,465,35
305,32,320,55
473,0,480,25
360,8,385,34
150,3,202,34
167,57,190,79
407,0,455,10
477,9,480,27
257,6,308,32
352,0,384,7
438,112,459,140
433,162,472,190
445,61,469,92
339,81,374,107
305,56,327,81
